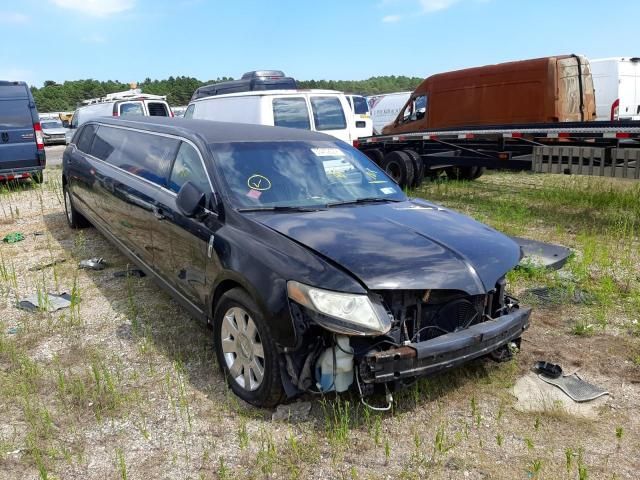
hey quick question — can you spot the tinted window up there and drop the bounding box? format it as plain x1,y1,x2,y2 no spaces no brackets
272,98,310,130
91,126,178,186
310,97,346,131
169,142,210,194
41,120,63,129
76,124,97,152
184,104,195,119
211,141,405,209
352,96,369,115
0,100,32,128
119,102,144,116
147,102,169,116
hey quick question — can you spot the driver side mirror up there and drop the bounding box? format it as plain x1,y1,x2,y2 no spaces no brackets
176,181,206,217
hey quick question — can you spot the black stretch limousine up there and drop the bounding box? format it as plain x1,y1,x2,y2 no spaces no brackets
62,117,530,407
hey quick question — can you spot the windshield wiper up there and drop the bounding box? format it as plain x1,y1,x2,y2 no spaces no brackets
237,205,327,213
327,197,404,207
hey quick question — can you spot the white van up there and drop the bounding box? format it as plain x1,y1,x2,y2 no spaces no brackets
185,90,355,144
590,57,640,121
345,94,373,138
367,91,412,135
67,89,173,142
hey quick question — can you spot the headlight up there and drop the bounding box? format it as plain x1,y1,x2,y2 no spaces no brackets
287,280,390,336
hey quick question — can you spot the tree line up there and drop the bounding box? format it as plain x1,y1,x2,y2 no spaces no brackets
30,75,423,112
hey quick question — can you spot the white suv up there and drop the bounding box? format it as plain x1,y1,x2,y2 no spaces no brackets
184,90,355,144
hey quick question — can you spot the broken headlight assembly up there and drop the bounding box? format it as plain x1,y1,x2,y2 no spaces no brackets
287,280,391,336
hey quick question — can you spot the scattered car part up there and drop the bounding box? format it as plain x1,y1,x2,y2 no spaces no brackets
113,267,145,278
2,232,24,243
538,372,608,402
533,360,563,379
28,258,66,271
512,236,572,271
18,292,72,312
79,257,106,270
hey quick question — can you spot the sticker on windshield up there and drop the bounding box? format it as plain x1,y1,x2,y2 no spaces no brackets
246,189,262,199
247,174,271,191
380,187,395,195
311,147,345,157
365,168,377,180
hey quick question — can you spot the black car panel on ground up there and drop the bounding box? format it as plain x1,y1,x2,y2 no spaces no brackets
62,117,530,407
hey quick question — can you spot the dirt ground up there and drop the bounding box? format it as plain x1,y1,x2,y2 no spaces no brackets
0,169,638,479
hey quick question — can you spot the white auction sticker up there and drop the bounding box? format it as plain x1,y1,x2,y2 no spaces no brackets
380,187,395,195
311,147,344,157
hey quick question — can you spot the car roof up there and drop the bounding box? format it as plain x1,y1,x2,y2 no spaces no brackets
191,89,343,103
89,117,339,144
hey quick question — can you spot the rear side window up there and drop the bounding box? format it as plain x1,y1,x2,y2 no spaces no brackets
147,102,169,116
119,102,144,116
310,97,347,131
91,126,178,186
184,104,195,119
272,98,310,130
76,124,97,152
169,142,210,194
0,100,32,128
352,96,369,115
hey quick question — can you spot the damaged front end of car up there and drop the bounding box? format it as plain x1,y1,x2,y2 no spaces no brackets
282,277,531,405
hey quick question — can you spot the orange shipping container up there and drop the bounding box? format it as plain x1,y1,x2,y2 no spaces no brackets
382,55,597,135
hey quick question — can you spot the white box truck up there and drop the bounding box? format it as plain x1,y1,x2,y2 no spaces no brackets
591,57,640,121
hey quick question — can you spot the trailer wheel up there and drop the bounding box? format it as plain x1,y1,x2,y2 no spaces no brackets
446,166,482,181
364,148,384,166
381,151,414,188
403,150,424,188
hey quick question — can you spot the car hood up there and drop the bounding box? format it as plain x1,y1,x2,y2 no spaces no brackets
42,127,67,135
251,199,521,294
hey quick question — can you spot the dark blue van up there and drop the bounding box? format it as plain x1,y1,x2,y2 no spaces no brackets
0,81,46,183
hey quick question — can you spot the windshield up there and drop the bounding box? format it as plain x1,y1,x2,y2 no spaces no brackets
210,141,406,209
41,120,63,129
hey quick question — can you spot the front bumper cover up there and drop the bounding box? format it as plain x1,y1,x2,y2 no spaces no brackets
360,307,531,383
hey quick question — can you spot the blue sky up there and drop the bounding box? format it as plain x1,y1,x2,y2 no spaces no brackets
1,0,638,87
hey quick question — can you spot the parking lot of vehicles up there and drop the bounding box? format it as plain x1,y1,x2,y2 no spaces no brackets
0,80,45,182
185,89,356,144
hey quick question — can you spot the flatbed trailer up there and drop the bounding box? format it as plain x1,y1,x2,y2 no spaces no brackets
357,121,640,187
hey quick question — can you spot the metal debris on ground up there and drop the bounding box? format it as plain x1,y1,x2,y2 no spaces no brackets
538,372,609,402
271,401,312,422
524,286,593,306
511,236,571,271
28,258,67,271
113,268,146,278
17,293,73,312
79,257,106,270
2,232,24,243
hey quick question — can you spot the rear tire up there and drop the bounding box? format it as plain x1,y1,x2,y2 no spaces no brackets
364,148,384,167
381,151,414,188
403,149,424,188
213,288,284,408
63,183,90,228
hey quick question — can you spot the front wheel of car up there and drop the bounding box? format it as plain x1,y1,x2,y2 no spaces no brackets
63,183,90,228
213,288,284,407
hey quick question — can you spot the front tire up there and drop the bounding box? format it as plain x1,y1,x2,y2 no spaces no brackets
63,183,90,228
213,288,284,407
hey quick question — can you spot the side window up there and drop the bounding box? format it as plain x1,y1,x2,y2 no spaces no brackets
169,142,210,194
310,96,347,130
75,124,97,152
147,102,169,116
184,104,195,119
352,96,369,115
119,102,144,116
70,112,79,129
91,126,178,186
400,94,427,124
272,98,310,129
